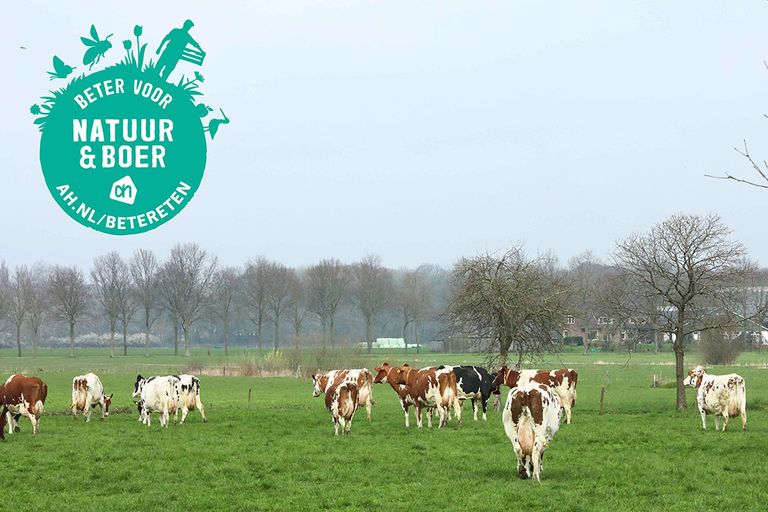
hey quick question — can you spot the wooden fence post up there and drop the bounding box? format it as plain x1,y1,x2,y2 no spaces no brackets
247,387,252,408
599,386,606,416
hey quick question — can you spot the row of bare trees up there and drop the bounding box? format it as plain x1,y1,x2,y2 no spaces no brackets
0,247,439,358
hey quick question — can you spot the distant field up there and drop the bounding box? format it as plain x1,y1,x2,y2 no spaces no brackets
1,349,767,510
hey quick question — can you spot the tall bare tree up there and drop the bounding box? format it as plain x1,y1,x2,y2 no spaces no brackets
613,213,760,410
264,262,296,353
243,257,269,351
5,265,33,357
351,255,394,354
306,258,349,348
130,249,160,357
211,266,240,355
49,265,89,358
27,264,49,356
116,268,137,356
288,272,307,349
396,269,432,353
446,247,570,367
91,252,125,358
158,243,218,357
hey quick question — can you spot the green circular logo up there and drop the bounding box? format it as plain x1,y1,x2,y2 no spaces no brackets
32,22,227,235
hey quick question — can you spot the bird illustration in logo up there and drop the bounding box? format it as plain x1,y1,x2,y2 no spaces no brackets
47,56,76,80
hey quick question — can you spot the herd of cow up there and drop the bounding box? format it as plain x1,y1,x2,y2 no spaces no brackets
0,372,207,440
311,362,749,481
0,362,748,482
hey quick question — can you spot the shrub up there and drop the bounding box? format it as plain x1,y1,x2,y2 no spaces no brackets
700,328,744,365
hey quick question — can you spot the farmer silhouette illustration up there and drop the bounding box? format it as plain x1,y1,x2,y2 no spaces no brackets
156,20,205,80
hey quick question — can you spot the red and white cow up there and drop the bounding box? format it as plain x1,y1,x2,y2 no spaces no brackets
325,381,359,436
132,374,181,428
312,369,374,421
492,366,578,424
502,383,561,481
683,365,747,432
373,362,461,428
0,374,48,439
71,373,112,422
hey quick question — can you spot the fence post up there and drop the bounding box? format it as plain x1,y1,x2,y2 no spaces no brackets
599,386,606,416
247,387,252,408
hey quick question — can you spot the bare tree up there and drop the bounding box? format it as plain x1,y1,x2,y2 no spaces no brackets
396,269,432,353
243,257,269,351
288,272,307,349
351,255,394,354
91,252,125,358
27,264,49,356
158,243,218,357
48,265,89,358
116,267,137,356
446,247,570,367
306,258,349,348
707,140,768,189
211,266,240,355
264,262,296,353
130,249,160,357
5,265,33,357
613,213,761,410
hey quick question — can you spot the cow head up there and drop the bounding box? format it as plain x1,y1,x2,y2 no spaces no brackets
311,374,326,397
102,394,113,416
491,365,508,394
132,375,146,398
373,363,392,384
683,366,706,388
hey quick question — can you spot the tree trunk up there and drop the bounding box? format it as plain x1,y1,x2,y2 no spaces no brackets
123,321,128,356
69,322,76,358
330,317,336,349
33,327,39,358
144,328,150,357
224,316,229,356
366,317,373,355
16,323,21,357
674,309,687,410
321,318,327,349
110,320,116,358
273,319,279,354
174,322,179,356
257,317,263,351
183,324,191,357
415,321,421,355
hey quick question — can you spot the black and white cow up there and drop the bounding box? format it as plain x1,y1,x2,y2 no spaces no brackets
440,365,494,421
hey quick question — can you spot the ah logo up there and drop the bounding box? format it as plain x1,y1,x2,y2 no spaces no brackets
31,21,229,235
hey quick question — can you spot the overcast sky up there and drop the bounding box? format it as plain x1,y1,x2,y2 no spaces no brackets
3,1,768,270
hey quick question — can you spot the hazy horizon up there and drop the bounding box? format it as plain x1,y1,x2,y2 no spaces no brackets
4,1,768,270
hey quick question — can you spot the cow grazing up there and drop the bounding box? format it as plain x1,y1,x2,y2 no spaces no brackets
312,369,374,421
177,374,207,423
492,366,578,424
683,365,747,431
0,374,48,439
502,383,562,481
71,373,112,422
373,362,461,428
442,365,494,421
132,374,181,428
325,382,359,436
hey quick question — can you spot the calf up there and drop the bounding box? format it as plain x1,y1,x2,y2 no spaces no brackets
373,362,461,428
502,383,561,481
325,382,359,436
177,374,207,423
0,374,48,439
312,368,374,421
132,374,181,428
683,365,746,431
492,366,578,424
442,365,494,421
71,373,112,422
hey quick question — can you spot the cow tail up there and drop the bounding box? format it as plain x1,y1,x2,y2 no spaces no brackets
345,383,358,418
36,382,47,417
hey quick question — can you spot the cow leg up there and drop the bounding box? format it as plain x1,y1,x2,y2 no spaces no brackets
401,401,410,428
722,412,729,432
563,402,572,424
453,397,462,426
481,395,488,421
714,415,720,431
511,438,527,479
338,417,346,436
333,417,340,436
741,409,747,431
180,406,189,424
365,394,372,422
532,441,542,482
416,404,424,429
472,399,478,421
85,404,92,423
700,409,707,430
5,411,13,435
196,396,207,423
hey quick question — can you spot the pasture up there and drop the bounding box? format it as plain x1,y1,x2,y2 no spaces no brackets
1,349,768,510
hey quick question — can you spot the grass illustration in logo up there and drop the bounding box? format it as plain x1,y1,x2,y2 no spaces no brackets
31,21,228,235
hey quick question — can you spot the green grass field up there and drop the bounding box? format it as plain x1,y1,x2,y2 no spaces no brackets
1,348,767,511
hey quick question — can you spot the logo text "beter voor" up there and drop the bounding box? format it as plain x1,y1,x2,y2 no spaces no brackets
73,79,173,110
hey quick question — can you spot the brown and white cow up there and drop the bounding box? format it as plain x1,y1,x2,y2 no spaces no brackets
373,362,461,428
492,366,578,424
683,365,747,432
72,373,112,422
0,374,48,439
502,383,561,482
312,369,374,421
325,381,359,436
